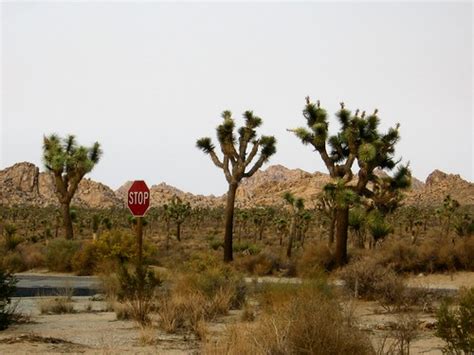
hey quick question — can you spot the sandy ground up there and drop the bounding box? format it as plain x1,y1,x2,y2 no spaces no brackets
406,271,474,290
1,272,473,354
0,297,243,354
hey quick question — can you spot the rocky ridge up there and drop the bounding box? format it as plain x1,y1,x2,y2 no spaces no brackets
0,162,472,209
0,162,120,208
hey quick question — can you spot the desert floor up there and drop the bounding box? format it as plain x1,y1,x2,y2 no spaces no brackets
0,272,473,354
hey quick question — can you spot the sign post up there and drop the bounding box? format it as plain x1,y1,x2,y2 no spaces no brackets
127,180,150,265
127,180,150,322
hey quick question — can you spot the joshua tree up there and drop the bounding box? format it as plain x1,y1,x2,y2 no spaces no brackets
290,97,410,266
275,216,289,246
315,188,337,246
197,110,276,262
43,134,102,239
283,192,305,258
251,206,275,242
436,195,460,238
164,195,191,242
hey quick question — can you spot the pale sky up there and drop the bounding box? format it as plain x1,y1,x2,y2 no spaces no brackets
1,1,473,196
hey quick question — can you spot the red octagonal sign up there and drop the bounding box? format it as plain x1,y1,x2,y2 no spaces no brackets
127,180,150,217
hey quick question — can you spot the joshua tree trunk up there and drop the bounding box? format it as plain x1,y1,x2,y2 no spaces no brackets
176,222,181,242
328,212,336,247
224,183,238,262
287,218,296,258
60,202,73,240
334,207,349,266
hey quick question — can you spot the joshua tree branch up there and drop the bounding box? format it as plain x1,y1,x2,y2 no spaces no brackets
223,156,232,183
244,141,259,167
244,154,266,178
209,151,224,169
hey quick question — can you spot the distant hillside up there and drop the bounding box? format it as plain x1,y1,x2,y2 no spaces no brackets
0,162,120,208
0,162,472,209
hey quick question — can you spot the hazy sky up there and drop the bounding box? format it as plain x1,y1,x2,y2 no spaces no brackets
1,2,473,196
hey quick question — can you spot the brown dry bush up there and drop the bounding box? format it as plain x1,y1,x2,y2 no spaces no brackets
18,244,45,270
2,251,27,272
157,254,246,335
38,295,74,314
339,258,411,312
204,282,374,355
234,252,282,276
377,235,474,273
297,241,335,276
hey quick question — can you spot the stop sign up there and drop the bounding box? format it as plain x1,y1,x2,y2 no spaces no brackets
127,180,150,217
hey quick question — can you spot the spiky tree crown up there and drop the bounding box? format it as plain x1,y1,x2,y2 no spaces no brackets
43,134,102,176
164,195,191,223
291,98,411,208
196,110,277,184
42,134,102,202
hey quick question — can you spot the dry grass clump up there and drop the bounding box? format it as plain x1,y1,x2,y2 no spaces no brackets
204,282,374,355
297,241,335,276
38,297,74,314
157,254,246,336
38,286,75,314
234,252,282,276
377,235,474,273
338,258,426,312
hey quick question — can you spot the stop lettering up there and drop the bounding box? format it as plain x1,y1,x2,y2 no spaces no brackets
127,180,150,217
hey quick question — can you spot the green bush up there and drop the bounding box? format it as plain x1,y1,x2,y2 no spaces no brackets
181,253,246,309
209,238,223,250
0,267,17,330
117,265,162,325
45,239,80,272
436,287,474,354
72,241,99,275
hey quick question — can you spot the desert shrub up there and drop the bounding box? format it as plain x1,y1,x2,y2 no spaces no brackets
0,268,17,330
453,236,474,270
436,287,474,354
95,230,136,263
158,290,207,333
235,252,281,276
45,239,80,272
2,223,22,251
232,241,261,255
209,238,223,251
183,264,246,309
2,251,27,272
116,265,162,325
18,244,45,270
158,255,246,335
95,230,158,269
205,282,374,355
112,301,133,320
71,241,99,275
38,297,74,314
377,238,420,272
298,241,335,276
377,236,474,273
339,258,409,311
